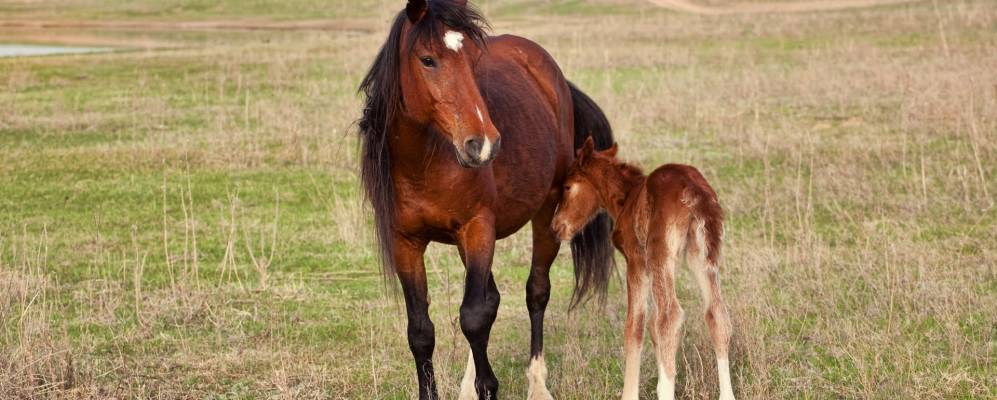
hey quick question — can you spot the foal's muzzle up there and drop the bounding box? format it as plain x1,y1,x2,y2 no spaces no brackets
551,219,573,242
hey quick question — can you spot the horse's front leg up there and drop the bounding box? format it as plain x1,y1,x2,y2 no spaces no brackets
457,214,501,399
394,235,437,400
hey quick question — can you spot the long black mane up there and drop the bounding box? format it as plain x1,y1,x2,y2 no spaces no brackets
357,1,489,282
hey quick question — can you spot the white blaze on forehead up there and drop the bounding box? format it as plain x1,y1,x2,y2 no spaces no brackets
444,30,465,52
475,106,484,123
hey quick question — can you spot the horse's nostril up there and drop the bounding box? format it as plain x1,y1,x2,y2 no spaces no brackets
463,137,484,160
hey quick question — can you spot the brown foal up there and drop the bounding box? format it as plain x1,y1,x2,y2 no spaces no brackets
552,138,735,400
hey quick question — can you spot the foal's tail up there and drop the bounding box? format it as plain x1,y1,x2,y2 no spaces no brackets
685,175,725,268
567,81,616,308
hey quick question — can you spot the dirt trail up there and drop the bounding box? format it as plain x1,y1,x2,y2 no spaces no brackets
647,0,922,14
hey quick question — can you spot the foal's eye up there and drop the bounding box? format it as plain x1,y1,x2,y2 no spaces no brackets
419,56,436,68
564,185,571,192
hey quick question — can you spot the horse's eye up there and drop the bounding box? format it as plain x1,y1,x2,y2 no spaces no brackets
419,57,436,68
564,185,571,192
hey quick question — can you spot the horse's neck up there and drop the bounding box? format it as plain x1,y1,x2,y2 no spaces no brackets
388,118,448,178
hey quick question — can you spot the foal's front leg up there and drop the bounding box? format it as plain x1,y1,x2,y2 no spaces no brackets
622,252,650,400
457,214,501,399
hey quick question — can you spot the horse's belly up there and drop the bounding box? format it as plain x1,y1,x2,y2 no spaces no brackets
491,148,559,239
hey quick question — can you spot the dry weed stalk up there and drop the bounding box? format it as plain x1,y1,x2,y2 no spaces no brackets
131,226,147,325
244,192,281,290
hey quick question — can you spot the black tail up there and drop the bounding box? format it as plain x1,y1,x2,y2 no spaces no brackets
567,82,617,308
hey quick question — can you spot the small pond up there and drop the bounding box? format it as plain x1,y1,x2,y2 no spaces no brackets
0,44,114,58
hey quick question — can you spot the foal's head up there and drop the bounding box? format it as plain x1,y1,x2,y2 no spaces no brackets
397,0,500,167
552,137,619,241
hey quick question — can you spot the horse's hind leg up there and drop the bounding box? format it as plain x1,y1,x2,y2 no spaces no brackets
647,224,685,400
458,349,478,400
688,222,734,400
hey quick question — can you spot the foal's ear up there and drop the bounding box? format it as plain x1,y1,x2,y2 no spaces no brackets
602,143,619,158
406,0,427,23
576,136,596,163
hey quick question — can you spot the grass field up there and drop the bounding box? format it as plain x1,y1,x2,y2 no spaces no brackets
1,0,995,398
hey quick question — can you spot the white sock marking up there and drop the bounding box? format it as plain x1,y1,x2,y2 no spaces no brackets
444,30,465,52
718,358,736,400
526,354,553,400
622,345,642,400
656,374,676,400
653,329,676,400
458,350,478,400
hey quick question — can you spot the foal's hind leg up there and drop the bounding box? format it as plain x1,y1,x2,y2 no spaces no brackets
688,224,734,400
647,225,685,400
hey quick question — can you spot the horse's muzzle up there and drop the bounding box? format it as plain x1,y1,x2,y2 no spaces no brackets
457,135,501,168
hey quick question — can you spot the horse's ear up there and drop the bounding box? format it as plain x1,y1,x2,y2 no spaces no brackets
406,0,427,23
602,143,619,158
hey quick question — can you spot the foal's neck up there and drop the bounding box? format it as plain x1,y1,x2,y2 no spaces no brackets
592,161,646,219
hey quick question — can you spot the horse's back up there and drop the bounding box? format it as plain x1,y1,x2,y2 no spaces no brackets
481,35,573,118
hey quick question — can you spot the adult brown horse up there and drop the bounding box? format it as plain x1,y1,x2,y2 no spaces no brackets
358,1,615,399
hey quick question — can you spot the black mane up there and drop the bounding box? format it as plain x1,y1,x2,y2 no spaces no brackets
357,1,489,282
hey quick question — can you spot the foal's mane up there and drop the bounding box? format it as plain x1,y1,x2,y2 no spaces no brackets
579,153,647,208
357,1,489,281
614,160,646,186
583,153,646,185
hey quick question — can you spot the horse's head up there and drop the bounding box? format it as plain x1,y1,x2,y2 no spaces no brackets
552,137,619,241
398,0,500,168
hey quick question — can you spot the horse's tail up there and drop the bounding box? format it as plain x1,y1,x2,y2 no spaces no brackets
567,81,617,308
